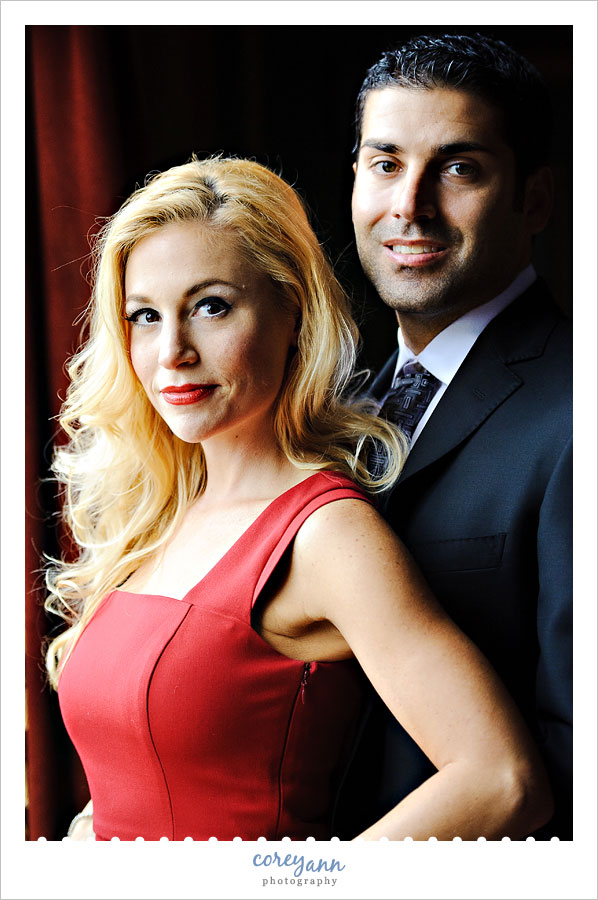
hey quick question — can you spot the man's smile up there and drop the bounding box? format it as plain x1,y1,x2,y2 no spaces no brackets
383,240,449,267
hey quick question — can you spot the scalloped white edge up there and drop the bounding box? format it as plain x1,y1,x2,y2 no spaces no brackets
40,835,561,842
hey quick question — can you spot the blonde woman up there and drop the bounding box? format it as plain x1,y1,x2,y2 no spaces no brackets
47,157,552,841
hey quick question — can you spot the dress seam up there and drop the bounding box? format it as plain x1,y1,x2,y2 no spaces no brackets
145,604,193,841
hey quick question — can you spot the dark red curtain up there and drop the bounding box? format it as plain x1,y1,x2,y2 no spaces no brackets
26,24,572,840
26,25,128,839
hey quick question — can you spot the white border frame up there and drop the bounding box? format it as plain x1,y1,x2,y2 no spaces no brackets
3,4,596,899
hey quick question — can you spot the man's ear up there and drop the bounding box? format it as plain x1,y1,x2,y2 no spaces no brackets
524,165,553,236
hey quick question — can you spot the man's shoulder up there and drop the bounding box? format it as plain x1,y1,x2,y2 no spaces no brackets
372,278,571,395
485,279,571,364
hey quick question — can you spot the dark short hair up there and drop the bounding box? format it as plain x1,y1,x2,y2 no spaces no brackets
355,33,553,179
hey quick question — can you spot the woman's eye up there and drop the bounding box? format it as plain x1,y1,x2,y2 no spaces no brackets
194,298,232,319
124,308,160,326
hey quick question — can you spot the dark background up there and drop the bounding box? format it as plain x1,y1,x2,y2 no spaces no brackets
26,24,572,839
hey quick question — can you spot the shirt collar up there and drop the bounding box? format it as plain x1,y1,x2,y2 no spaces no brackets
395,265,537,385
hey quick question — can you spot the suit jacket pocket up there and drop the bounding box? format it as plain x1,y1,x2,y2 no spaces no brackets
409,533,506,574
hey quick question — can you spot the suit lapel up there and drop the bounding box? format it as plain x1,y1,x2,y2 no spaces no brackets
398,348,521,483
393,281,562,485
370,350,399,401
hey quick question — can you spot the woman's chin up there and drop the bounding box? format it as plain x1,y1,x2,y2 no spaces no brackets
167,426,208,445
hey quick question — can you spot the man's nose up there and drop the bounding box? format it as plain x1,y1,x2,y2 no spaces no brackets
158,321,199,369
390,167,436,222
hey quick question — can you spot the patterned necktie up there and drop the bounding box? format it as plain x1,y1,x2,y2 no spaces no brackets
379,361,441,441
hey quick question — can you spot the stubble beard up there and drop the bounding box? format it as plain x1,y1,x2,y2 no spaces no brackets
359,251,481,320
355,217,482,319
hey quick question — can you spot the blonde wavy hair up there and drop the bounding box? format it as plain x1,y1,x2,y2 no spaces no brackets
45,156,407,686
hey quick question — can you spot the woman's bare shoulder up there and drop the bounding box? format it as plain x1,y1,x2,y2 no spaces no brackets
289,495,431,622
295,495,403,560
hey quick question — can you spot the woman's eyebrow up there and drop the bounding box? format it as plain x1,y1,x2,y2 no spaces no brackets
125,279,238,305
182,279,238,298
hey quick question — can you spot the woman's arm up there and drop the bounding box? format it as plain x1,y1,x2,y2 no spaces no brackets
290,499,553,840
66,799,95,840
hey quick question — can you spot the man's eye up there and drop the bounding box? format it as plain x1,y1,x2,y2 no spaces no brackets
124,308,160,325
194,298,232,318
445,162,477,177
373,160,399,175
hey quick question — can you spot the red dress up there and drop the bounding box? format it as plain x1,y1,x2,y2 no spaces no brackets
58,472,372,840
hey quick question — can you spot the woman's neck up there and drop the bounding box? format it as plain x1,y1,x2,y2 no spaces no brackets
198,421,309,507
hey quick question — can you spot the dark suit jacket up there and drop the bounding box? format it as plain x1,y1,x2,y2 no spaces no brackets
336,279,572,839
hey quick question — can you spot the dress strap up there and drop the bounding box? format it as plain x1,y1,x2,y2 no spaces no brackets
252,477,372,608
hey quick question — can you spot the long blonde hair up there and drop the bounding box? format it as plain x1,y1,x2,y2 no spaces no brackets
45,156,407,686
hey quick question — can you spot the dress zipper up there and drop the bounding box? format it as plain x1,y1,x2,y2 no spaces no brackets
300,662,313,704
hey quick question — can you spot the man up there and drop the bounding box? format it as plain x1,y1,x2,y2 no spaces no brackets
346,33,572,839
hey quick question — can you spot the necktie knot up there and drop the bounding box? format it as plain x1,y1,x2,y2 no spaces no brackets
401,360,425,377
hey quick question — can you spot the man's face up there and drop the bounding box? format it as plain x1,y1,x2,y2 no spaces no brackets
352,86,535,320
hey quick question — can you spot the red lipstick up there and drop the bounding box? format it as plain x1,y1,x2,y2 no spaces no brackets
160,384,216,405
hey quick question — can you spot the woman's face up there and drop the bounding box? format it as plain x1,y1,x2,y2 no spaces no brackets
124,221,298,445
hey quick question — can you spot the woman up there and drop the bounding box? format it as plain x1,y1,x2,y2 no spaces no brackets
46,156,552,841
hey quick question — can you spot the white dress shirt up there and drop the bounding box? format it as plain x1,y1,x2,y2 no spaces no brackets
392,265,537,445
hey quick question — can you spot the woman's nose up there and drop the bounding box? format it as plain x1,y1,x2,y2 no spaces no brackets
157,321,199,369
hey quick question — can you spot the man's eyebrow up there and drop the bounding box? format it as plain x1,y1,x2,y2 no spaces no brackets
359,140,401,154
435,141,495,156
359,140,495,156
